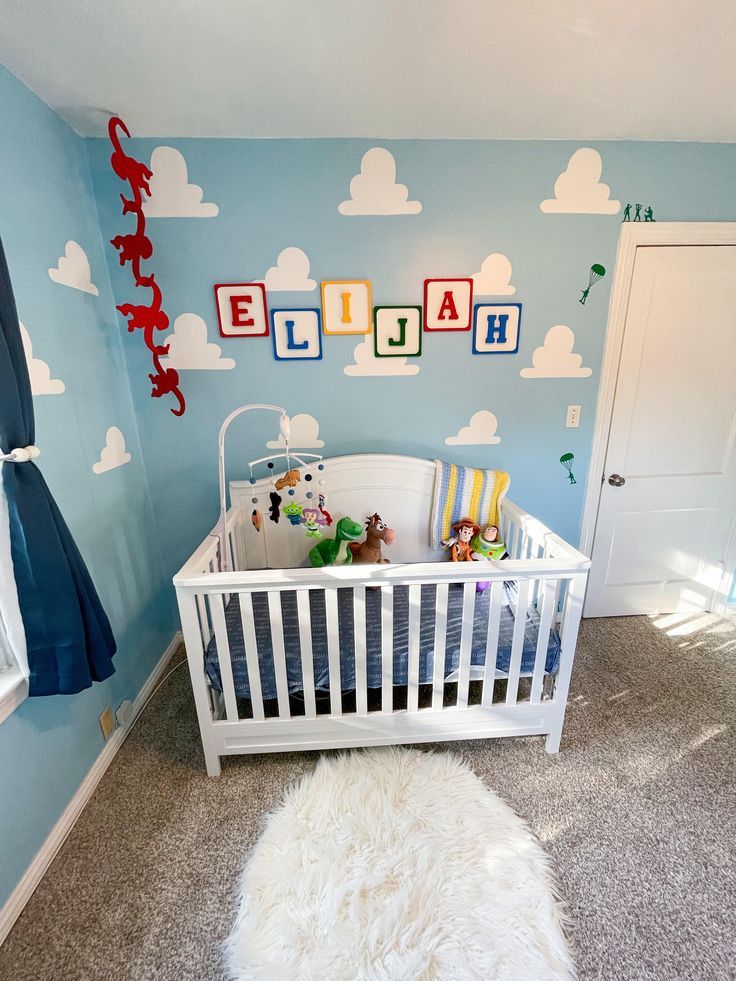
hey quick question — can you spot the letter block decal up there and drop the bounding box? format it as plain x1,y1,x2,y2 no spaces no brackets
423,279,473,331
374,306,422,358
472,303,522,355
321,280,372,334
214,283,269,337
271,309,323,360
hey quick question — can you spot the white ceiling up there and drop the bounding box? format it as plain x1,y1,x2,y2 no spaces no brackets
0,0,733,140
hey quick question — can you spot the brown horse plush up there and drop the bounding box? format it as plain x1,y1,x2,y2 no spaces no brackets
349,513,395,564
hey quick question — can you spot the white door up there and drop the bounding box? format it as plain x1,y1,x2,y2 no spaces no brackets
585,245,736,617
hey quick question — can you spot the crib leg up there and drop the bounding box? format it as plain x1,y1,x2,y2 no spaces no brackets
545,730,561,754
204,748,222,777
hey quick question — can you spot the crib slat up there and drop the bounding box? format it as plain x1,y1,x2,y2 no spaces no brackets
511,524,521,559
530,543,544,605
456,582,476,709
353,587,368,715
406,584,422,713
267,592,291,719
196,594,210,647
209,593,238,721
531,578,559,704
324,588,342,716
239,591,264,721
234,511,248,573
500,512,510,548
431,583,449,710
481,579,504,707
520,529,530,561
296,589,316,718
381,587,393,713
506,579,531,704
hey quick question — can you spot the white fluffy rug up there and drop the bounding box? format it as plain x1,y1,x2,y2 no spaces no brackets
226,747,575,981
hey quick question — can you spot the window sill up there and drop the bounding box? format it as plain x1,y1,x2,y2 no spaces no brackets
0,667,28,724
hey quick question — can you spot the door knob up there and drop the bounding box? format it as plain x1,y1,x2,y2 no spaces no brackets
608,473,626,487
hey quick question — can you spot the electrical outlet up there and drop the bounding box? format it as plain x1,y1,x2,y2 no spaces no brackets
566,405,581,428
99,706,116,741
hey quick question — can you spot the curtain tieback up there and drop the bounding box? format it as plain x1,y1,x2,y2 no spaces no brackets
0,445,40,463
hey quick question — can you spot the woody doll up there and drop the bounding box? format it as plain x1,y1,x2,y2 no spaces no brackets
442,517,480,561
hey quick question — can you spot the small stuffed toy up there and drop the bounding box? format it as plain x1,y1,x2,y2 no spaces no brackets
349,513,395,564
470,524,507,592
442,518,479,561
309,516,363,567
471,525,507,561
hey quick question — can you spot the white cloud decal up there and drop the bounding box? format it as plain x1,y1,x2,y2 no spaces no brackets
262,247,316,291
266,413,324,449
143,147,219,218
48,241,98,295
20,323,65,395
339,148,422,216
540,148,620,215
344,338,420,377
93,427,131,474
445,410,502,446
160,313,235,370
472,253,516,296
520,325,592,378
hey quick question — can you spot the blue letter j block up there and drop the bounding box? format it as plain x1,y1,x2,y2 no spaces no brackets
285,320,309,350
485,314,508,345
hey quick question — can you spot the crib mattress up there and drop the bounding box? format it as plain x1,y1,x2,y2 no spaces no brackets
204,581,560,701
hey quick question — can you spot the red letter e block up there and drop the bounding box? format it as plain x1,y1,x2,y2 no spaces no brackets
214,283,269,337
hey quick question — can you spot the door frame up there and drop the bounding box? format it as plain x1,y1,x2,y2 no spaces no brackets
579,221,736,613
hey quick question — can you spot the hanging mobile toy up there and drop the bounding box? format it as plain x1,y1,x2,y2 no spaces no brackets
283,501,303,526
560,453,577,485
579,263,606,305
269,491,282,522
318,492,333,527
275,469,301,491
301,504,326,539
251,509,262,532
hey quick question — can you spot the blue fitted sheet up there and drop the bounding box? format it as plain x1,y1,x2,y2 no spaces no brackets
204,582,560,701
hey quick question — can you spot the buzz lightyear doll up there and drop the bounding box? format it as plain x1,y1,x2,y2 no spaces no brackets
470,524,507,592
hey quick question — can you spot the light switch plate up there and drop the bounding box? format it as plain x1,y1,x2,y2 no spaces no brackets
566,405,581,428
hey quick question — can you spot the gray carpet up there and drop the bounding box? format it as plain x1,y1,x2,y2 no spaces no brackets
1,612,735,981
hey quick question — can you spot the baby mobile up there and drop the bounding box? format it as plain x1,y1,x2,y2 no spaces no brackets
108,117,185,417
247,444,327,540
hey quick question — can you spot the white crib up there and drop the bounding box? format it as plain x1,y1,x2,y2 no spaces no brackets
174,454,590,776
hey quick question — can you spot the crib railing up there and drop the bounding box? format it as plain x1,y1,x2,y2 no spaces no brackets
175,501,589,775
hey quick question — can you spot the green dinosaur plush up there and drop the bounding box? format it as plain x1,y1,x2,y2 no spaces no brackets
309,516,363,567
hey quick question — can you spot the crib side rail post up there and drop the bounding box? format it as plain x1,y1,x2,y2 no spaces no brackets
175,585,222,776
545,570,587,754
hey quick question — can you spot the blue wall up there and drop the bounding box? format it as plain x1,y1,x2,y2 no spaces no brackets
3,62,736,914
86,136,736,577
0,66,175,910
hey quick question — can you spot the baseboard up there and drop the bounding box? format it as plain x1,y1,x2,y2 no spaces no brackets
0,631,183,947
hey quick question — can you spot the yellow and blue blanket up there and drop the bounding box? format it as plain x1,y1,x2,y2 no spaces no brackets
430,460,510,548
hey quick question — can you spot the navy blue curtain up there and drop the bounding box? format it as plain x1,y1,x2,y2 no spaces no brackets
0,237,116,695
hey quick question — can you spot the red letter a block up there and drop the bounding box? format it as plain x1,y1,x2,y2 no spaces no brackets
423,279,473,331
